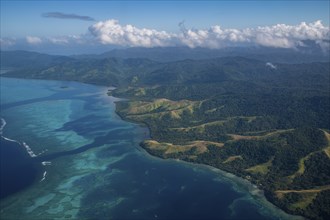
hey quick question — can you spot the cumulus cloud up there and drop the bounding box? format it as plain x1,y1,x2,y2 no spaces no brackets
3,19,329,54
26,36,42,45
89,19,330,49
42,12,95,21
89,19,174,47
252,21,330,48
173,20,330,49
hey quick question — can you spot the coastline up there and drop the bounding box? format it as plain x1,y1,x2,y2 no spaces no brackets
113,99,152,139
139,144,306,220
0,76,308,219
172,159,304,220
111,95,306,220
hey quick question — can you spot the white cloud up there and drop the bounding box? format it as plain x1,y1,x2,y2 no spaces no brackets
252,21,330,48
48,37,69,44
88,19,330,49
46,35,90,45
3,20,329,53
26,36,42,44
178,20,329,49
89,19,173,47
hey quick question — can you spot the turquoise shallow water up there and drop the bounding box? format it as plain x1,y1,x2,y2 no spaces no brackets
0,77,302,220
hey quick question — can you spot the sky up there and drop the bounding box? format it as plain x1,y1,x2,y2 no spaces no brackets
1,0,329,55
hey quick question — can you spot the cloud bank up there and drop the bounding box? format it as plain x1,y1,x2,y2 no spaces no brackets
42,12,95,21
89,19,330,49
2,19,329,53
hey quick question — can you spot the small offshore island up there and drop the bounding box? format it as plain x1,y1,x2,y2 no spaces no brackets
2,49,330,220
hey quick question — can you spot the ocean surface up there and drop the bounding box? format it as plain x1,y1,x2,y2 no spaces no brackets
0,77,301,220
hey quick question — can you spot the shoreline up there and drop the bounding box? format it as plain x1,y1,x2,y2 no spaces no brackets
170,159,305,220
110,95,306,220
136,143,305,220
0,76,307,219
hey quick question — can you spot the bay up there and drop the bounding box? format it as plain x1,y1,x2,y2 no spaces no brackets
0,77,301,219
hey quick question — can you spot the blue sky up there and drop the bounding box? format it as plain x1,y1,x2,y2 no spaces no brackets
1,1,329,54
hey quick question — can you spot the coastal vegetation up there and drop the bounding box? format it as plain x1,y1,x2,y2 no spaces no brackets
1,49,329,220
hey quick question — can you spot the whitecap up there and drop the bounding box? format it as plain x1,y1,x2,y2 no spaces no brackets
1,123,39,159
22,142,37,157
42,161,52,166
2,136,21,144
40,171,47,182
0,118,6,135
266,62,277,69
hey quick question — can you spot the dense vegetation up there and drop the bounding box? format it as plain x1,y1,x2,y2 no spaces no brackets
72,44,330,63
1,49,329,220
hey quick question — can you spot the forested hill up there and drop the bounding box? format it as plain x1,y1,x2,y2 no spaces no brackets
1,50,330,220
2,50,329,90
0,50,73,69
71,45,330,63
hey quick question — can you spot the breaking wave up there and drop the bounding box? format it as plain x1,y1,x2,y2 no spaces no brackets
0,117,49,198
1,117,45,159
0,117,7,135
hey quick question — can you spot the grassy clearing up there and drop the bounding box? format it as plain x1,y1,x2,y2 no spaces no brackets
290,193,318,210
170,120,226,133
275,185,330,209
170,116,261,134
123,98,201,121
288,130,330,181
229,129,292,141
322,130,330,158
142,139,224,155
223,155,243,163
275,185,330,196
228,134,258,141
324,148,330,158
288,154,312,181
204,108,218,113
246,157,273,175
125,98,199,115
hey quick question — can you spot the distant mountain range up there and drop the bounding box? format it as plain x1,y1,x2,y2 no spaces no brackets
1,50,329,90
2,42,329,67
0,50,73,69
72,44,329,63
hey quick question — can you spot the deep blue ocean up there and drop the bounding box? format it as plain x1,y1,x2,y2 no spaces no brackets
0,77,302,220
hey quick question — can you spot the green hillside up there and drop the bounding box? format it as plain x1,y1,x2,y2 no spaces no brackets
113,58,330,220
